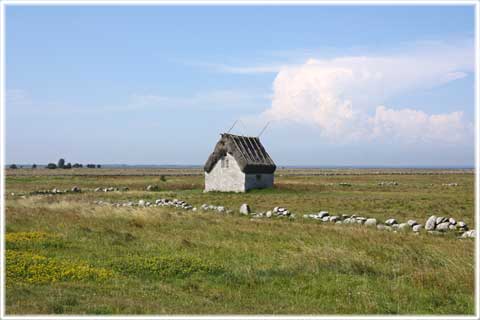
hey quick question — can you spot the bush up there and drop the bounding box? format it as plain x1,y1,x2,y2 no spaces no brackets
86,164,96,168
32,164,37,169
46,163,57,169
57,158,65,169
72,163,82,168
64,163,72,169
9,164,17,169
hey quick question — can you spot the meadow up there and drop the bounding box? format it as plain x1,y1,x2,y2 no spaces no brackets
4,168,476,315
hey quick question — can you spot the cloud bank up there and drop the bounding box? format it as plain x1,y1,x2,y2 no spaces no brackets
251,42,474,144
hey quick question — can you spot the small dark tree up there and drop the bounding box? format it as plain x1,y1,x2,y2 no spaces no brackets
86,164,95,168
47,163,57,169
72,163,81,168
64,162,72,169
9,164,17,169
32,164,37,169
58,158,65,169
97,164,101,168
160,175,167,182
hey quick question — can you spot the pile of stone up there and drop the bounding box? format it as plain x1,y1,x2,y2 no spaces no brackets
377,181,399,186
200,203,232,214
154,198,193,210
301,210,475,239
273,207,294,217
94,198,195,211
424,215,468,233
238,204,293,219
31,186,82,195
442,183,459,187
94,187,129,192
303,211,340,222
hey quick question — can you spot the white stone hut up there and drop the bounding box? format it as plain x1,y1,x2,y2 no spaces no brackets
204,133,276,192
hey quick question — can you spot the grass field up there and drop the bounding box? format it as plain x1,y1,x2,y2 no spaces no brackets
4,168,476,315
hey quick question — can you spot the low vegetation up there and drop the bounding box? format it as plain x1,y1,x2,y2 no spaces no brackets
5,169,475,315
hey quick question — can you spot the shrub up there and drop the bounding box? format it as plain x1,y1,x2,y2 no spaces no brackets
9,164,17,169
46,163,57,169
64,163,72,169
57,158,65,169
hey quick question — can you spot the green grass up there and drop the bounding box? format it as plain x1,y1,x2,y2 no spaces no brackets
5,169,475,315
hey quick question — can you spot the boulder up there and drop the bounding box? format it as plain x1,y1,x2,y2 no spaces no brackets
71,186,81,192
435,217,446,225
329,215,339,222
458,221,467,228
266,211,272,218
436,222,450,232
461,230,475,238
385,218,397,226
448,217,456,225
449,224,457,230
376,224,386,231
365,218,377,227
398,223,410,231
335,220,342,224
138,200,145,206
425,215,437,231
391,224,399,229
412,224,423,232
321,216,330,222
217,206,225,213
318,211,329,218
407,220,418,227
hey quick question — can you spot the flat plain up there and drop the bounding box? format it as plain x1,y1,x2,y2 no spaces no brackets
4,168,475,315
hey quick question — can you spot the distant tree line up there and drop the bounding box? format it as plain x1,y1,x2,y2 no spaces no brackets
9,158,102,169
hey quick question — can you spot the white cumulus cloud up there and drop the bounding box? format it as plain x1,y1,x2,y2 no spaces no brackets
261,42,474,144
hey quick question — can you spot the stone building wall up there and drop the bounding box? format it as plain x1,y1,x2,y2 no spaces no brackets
204,153,246,192
245,173,274,191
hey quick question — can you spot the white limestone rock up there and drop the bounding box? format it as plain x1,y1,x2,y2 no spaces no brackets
425,215,437,231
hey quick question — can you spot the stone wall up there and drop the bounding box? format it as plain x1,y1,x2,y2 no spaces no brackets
204,153,246,192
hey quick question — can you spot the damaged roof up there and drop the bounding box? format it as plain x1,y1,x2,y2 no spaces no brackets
204,133,276,174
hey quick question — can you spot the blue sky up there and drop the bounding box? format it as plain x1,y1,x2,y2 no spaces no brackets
6,5,476,166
